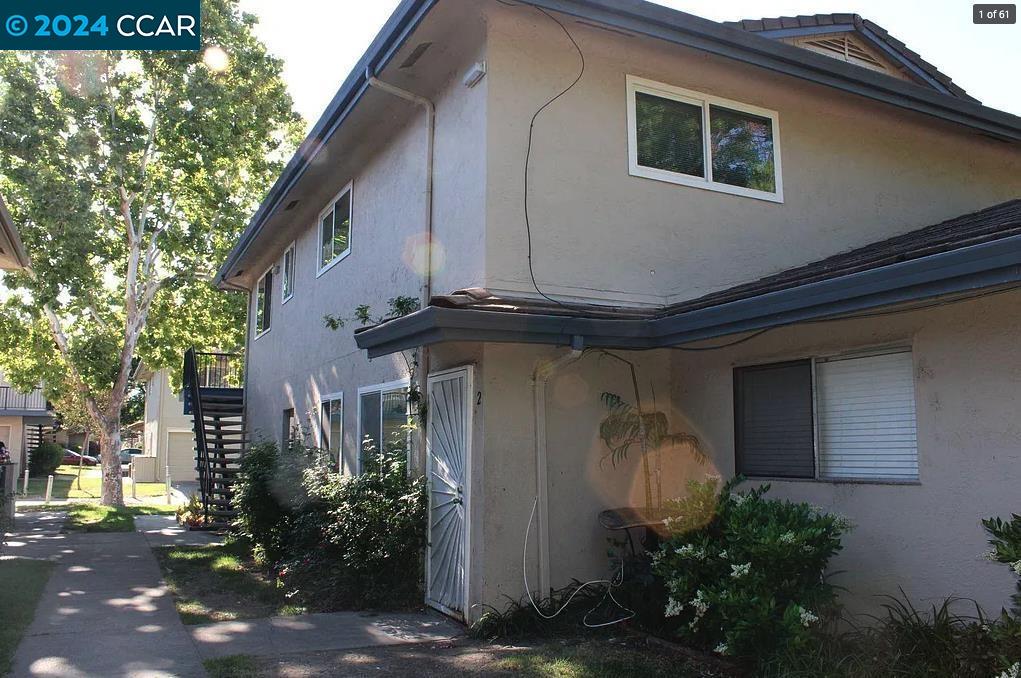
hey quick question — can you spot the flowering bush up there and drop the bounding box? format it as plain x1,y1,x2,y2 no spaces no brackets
984,513,1021,616
653,477,850,664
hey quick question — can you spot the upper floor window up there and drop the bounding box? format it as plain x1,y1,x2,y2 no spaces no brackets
317,183,352,275
281,242,295,302
255,268,272,337
734,348,918,483
626,76,783,202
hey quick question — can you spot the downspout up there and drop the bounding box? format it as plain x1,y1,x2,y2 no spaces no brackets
365,69,436,473
530,341,585,597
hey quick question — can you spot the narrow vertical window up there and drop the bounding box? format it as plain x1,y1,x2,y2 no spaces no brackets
317,184,352,274
255,269,272,336
357,381,410,473
281,243,295,302
321,396,344,472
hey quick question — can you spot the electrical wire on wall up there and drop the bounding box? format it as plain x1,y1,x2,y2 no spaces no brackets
497,0,586,309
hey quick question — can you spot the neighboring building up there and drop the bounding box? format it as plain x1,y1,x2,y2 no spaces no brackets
215,1,1021,622
0,195,55,478
137,367,197,484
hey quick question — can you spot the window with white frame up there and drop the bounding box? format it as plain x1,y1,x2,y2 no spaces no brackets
281,243,295,302
357,380,410,472
317,184,352,274
734,348,918,482
321,394,344,472
255,268,272,336
626,76,782,202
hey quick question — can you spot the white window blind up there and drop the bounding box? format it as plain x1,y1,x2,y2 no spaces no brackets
815,350,918,481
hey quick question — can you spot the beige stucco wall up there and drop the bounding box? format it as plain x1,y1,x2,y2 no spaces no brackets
483,4,1021,306
244,7,488,469
143,369,195,483
468,291,1021,619
0,415,25,479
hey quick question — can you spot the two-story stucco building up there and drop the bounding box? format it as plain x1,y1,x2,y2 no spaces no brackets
214,0,1021,623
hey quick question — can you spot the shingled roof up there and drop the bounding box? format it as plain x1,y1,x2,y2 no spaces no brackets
424,199,1021,319
725,14,975,101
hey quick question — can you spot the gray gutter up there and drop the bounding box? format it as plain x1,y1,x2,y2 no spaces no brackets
354,233,1021,357
0,194,31,270
216,0,1021,289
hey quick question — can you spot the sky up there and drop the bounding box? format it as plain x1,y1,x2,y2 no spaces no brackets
236,0,1020,127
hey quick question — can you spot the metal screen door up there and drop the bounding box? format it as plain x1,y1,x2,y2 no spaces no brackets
425,365,473,618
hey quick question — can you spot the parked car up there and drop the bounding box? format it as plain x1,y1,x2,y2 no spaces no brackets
119,448,143,465
62,449,98,466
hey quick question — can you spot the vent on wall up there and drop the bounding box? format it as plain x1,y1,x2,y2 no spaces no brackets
400,42,433,69
284,200,300,211
794,34,888,72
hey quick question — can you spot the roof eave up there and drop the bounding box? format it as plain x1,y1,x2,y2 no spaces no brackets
0,194,31,271
354,233,1021,357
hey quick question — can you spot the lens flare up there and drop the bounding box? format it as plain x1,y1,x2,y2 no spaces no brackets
203,46,230,73
402,232,446,278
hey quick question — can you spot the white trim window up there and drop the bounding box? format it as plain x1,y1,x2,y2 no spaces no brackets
254,268,272,337
626,75,783,202
281,242,295,302
321,393,344,472
357,379,410,473
317,183,352,276
735,348,918,483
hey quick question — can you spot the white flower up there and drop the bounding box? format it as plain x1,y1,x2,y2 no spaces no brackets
985,551,1001,562
714,642,728,655
731,493,747,506
674,544,706,560
996,662,1020,678
1012,560,1021,576
664,598,684,617
797,606,819,627
778,531,796,545
689,589,709,618
730,562,752,579
718,549,728,559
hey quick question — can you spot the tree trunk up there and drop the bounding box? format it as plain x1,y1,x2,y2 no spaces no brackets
99,420,124,506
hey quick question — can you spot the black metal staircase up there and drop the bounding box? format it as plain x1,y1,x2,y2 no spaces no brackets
183,349,246,528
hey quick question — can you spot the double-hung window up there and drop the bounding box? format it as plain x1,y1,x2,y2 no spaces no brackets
734,348,918,482
321,394,344,472
357,379,410,473
626,76,782,202
281,243,295,302
255,268,272,337
317,183,352,275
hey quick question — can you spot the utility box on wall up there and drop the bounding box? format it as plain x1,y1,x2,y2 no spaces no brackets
130,456,159,483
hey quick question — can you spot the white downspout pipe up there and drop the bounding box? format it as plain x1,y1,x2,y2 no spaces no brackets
531,347,584,597
365,70,436,474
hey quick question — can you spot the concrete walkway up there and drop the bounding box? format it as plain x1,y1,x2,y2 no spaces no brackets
4,510,461,677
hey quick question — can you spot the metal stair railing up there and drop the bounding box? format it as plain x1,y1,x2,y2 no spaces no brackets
183,348,213,525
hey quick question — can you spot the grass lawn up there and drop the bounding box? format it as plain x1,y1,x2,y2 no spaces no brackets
204,655,259,678
23,465,167,500
0,559,55,675
495,639,714,677
154,542,305,625
63,503,177,532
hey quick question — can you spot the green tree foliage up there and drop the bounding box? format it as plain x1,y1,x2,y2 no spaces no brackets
0,1,304,504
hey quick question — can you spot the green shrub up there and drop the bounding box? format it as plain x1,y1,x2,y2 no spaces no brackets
653,477,849,665
277,435,427,610
28,443,63,477
230,440,306,565
984,514,1021,616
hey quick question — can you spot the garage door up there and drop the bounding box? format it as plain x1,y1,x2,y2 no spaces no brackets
166,432,197,482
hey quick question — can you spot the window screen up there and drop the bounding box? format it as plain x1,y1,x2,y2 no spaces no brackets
322,399,343,472
319,188,351,270
816,350,918,481
282,245,295,300
359,391,382,459
734,361,815,478
256,270,272,334
709,105,776,192
635,91,705,178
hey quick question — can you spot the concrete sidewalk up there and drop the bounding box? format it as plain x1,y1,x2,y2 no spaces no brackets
5,510,462,677
5,511,207,678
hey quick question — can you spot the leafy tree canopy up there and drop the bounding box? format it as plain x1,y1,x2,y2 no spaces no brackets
0,0,304,502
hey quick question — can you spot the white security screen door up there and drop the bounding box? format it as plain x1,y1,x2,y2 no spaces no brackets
426,365,473,618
